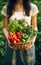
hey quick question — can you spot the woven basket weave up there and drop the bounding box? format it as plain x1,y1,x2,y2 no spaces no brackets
8,42,32,50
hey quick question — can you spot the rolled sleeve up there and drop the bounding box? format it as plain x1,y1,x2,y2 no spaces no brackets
31,3,39,16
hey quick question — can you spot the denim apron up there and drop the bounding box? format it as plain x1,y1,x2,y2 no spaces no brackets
5,41,35,65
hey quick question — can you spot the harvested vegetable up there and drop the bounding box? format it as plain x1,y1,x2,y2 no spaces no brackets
8,19,37,45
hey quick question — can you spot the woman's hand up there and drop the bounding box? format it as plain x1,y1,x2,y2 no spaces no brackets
8,40,13,49
24,42,33,50
8,41,18,50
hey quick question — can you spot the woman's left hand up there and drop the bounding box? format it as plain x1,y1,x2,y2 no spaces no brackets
24,42,33,50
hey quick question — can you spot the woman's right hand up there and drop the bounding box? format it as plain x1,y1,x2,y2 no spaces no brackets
8,40,18,50
8,40,13,49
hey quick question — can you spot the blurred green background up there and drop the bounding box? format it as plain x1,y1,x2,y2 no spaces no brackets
0,0,41,65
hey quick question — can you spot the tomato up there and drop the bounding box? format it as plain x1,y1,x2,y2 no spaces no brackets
8,32,15,42
16,32,22,36
8,32,22,44
16,32,23,40
16,38,20,43
13,34,17,40
10,37,14,42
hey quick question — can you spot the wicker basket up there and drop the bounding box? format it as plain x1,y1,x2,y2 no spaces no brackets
8,42,32,50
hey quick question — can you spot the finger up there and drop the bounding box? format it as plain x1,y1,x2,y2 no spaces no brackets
8,43,18,50
24,43,33,50
8,43,14,49
27,44,33,50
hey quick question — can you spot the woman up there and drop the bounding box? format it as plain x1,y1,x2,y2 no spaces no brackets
1,0,39,65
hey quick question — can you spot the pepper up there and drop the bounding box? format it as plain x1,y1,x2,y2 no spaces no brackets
16,38,20,43
8,32,22,44
16,32,23,40
13,34,18,40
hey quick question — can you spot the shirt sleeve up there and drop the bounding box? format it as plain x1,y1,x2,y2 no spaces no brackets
1,4,7,16
31,3,39,16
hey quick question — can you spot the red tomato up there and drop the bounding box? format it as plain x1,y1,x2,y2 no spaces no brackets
16,38,20,43
8,32,22,43
8,32,15,42
9,37,14,42
16,32,23,40
13,34,17,40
